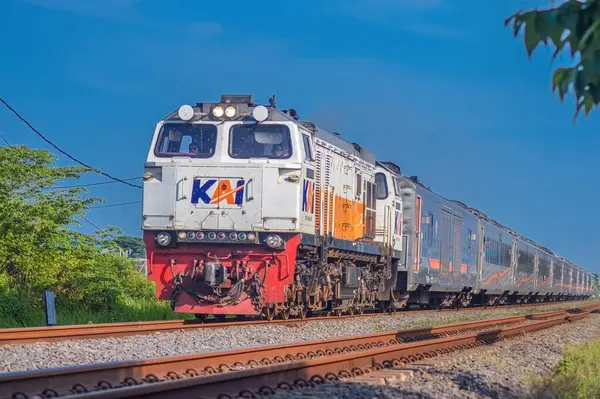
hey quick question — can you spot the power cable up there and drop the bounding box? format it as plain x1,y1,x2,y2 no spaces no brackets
91,200,142,209
50,177,142,190
81,215,103,231
0,132,11,147
0,96,142,189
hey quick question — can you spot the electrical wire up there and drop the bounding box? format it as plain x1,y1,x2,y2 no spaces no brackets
0,132,11,147
50,177,142,190
81,215,103,231
91,200,142,209
0,96,142,189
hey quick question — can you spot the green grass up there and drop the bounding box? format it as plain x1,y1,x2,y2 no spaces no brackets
533,339,600,399
0,298,595,329
0,297,192,328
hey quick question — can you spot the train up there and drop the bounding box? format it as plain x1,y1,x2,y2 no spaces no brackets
141,94,596,320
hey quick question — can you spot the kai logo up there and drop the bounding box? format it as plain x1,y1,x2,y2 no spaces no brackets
302,179,315,213
191,178,245,205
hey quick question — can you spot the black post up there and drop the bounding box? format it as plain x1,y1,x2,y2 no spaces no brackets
43,290,56,326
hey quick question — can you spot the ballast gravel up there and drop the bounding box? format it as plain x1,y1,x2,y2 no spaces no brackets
268,312,600,399
0,301,594,374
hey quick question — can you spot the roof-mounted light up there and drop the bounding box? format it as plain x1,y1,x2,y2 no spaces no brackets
225,106,236,118
212,106,224,118
178,104,194,121
252,105,268,122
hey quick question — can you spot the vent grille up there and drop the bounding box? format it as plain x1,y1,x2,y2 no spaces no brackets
314,150,322,233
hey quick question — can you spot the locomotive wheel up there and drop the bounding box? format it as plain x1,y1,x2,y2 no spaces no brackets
263,307,274,321
280,308,290,321
194,314,208,322
298,307,307,319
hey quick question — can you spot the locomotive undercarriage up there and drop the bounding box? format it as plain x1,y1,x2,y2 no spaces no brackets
261,244,395,320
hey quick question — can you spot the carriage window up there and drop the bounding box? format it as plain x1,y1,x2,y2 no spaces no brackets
375,172,388,199
229,124,292,159
154,123,217,158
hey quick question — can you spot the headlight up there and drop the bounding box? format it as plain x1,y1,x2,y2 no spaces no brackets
178,104,194,121
224,106,236,118
265,234,283,248
212,106,224,118
156,232,172,246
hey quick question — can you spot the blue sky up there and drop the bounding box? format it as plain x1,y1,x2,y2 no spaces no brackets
1,0,598,272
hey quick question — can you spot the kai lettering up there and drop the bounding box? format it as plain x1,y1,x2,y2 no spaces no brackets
191,178,245,205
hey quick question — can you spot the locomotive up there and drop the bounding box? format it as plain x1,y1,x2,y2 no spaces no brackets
142,94,595,320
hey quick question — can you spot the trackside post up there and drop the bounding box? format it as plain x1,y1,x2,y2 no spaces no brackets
43,290,56,326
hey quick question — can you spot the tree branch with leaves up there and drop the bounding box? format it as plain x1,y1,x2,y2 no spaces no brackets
0,145,153,316
505,0,600,121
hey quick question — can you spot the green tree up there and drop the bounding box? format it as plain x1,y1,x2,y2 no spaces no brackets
114,235,146,258
0,145,153,318
505,0,600,120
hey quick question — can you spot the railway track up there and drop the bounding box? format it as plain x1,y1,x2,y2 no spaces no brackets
1,303,598,399
0,300,589,345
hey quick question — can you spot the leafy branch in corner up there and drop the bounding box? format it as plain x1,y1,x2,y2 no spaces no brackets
505,0,600,121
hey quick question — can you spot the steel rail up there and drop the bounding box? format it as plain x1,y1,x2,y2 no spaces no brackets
0,314,534,398
0,300,591,345
60,304,600,399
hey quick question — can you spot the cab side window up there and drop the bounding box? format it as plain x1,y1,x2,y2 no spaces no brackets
302,135,313,161
375,172,388,199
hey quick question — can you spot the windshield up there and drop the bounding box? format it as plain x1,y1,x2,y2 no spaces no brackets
229,124,292,159
154,123,217,158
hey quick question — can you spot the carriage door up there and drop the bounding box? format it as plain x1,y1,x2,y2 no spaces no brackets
440,209,453,278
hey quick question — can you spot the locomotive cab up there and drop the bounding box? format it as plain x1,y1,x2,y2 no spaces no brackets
143,95,304,241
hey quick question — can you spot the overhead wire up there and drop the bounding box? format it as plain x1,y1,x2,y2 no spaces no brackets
80,215,103,231
0,102,142,234
0,132,12,147
0,96,142,189
50,177,142,190
91,200,142,209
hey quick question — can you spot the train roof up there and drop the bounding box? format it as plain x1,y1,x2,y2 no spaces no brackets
163,95,588,273
161,94,377,165
402,175,560,258
376,161,402,176
299,121,376,165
